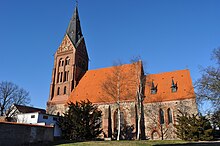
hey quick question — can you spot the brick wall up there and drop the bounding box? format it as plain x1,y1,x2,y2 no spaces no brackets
0,122,54,146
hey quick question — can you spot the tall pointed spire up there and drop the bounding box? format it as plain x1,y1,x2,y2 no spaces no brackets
66,5,83,46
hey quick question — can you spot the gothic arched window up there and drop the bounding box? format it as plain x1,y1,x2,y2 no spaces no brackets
64,86,66,94
167,108,173,124
65,57,70,65
60,72,63,82
59,58,63,67
159,108,165,124
114,109,125,130
57,73,60,83
57,87,60,95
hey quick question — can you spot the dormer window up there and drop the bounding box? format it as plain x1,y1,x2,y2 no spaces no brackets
171,78,178,92
151,81,157,94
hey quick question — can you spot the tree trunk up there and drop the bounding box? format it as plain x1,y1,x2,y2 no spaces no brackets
160,124,164,140
116,74,121,141
117,108,121,140
0,107,4,116
136,89,142,140
137,113,140,140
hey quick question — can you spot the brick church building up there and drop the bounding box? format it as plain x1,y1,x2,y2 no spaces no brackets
46,5,197,140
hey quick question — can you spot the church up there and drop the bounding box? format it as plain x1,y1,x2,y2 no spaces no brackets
46,5,197,140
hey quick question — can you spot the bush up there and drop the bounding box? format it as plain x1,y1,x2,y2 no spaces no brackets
58,100,103,141
175,111,213,141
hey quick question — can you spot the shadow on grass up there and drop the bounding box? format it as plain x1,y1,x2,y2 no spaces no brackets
24,140,78,146
155,141,220,146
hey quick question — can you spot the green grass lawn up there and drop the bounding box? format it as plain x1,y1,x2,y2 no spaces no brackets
51,140,187,146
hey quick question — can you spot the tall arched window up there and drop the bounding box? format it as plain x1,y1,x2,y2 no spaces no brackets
64,86,66,94
60,72,63,82
57,73,60,83
58,58,63,67
159,108,165,124
57,87,60,95
64,71,69,82
67,71,69,81
114,109,125,130
65,57,70,65
167,108,173,124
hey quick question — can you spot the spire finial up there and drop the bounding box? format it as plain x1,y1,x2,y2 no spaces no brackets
76,0,78,7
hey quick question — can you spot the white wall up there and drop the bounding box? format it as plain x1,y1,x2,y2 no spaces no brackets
17,112,61,137
38,114,61,137
17,113,39,124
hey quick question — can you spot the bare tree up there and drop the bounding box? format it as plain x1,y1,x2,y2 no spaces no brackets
195,48,220,110
130,57,146,140
102,62,132,140
0,81,30,117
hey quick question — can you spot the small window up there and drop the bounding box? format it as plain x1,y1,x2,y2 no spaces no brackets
31,115,35,118
151,89,157,94
43,115,48,119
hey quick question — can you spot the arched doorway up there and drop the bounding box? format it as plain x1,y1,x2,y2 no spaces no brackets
151,130,159,140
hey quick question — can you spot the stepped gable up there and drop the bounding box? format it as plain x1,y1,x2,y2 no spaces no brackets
144,69,195,103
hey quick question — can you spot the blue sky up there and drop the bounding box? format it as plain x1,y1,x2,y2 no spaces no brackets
0,0,219,109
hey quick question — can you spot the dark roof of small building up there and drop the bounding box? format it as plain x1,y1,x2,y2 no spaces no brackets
14,104,46,114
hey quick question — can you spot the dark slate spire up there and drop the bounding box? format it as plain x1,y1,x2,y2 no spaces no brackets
66,6,83,46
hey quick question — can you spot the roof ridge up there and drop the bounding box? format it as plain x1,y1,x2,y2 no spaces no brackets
147,69,189,76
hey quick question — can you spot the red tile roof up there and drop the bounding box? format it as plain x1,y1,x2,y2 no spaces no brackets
144,69,195,103
67,63,195,104
68,63,141,104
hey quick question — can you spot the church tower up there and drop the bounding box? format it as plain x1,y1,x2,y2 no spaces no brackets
47,5,89,114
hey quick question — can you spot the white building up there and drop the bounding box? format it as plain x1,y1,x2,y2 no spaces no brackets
17,112,61,137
